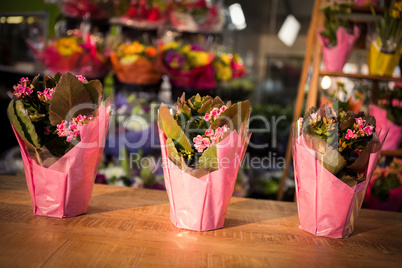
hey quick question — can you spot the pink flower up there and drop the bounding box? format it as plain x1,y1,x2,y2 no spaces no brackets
20,77,29,85
211,108,220,119
220,106,227,113
202,138,211,148
205,129,214,137
364,126,374,136
204,113,211,121
310,112,320,123
37,87,55,102
193,135,203,144
193,135,205,153
392,99,399,107
345,129,356,140
76,75,86,82
355,117,365,126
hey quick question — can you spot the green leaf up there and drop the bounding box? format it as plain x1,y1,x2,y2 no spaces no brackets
166,138,183,167
198,143,218,170
83,79,104,106
49,72,93,126
210,100,250,133
158,103,193,153
7,100,41,148
53,73,62,83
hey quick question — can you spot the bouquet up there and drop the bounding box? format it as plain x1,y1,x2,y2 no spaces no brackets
318,1,359,71
169,0,225,33
158,93,250,231
365,157,402,211
293,103,382,238
368,0,402,75
369,84,402,150
28,31,110,79
160,42,216,97
111,41,162,85
60,0,110,19
212,53,246,83
320,81,364,113
7,73,110,217
118,0,168,28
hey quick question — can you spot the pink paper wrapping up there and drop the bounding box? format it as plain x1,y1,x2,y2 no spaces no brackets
293,135,380,238
166,64,217,90
369,105,402,150
318,26,360,71
365,177,402,212
159,128,249,231
12,104,110,218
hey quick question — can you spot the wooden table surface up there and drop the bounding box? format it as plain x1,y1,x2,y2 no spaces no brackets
0,175,402,268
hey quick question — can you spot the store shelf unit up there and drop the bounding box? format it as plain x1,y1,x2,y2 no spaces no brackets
277,0,402,201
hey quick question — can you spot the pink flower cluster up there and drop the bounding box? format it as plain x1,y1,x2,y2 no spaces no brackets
76,75,86,82
13,77,33,98
378,98,402,108
204,106,227,121
56,114,93,142
37,88,55,103
193,125,229,153
345,117,374,140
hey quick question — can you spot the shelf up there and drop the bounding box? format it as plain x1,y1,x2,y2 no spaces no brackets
319,70,402,82
381,149,402,158
351,5,384,14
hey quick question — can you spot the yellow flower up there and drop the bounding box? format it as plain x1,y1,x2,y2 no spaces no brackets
233,54,243,64
55,37,82,57
123,41,145,55
162,42,179,51
220,54,231,65
395,1,402,12
181,45,191,54
188,51,209,67
213,61,232,81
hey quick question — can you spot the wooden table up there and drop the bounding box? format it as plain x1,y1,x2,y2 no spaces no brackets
0,176,402,267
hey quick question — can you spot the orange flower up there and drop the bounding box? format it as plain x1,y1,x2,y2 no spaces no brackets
145,47,157,58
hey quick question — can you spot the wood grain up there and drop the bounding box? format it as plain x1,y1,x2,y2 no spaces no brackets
0,175,402,267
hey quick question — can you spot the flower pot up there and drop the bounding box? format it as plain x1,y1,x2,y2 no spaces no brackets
367,40,401,76
317,26,360,71
369,105,402,150
13,105,110,218
293,135,380,238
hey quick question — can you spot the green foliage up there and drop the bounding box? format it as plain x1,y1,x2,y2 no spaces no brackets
320,1,352,47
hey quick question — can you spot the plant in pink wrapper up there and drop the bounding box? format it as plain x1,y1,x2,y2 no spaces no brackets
158,93,250,231
27,31,110,79
370,84,402,150
364,157,402,212
7,72,110,218
293,103,382,238
318,1,359,71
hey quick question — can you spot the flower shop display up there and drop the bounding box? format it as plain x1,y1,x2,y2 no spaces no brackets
320,81,364,113
117,0,168,29
365,157,402,212
28,31,110,79
368,0,402,76
293,103,382,238
110,40,162,86
104,92,159,157
7,73,110,218
369,85,402,150
318,1,359,71
160,41,216,99
158,93,250,231
169,0,225,33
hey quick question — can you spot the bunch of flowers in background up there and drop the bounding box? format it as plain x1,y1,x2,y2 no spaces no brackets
212,53,247,83
321,81,364,113
8,73,104,159
377,84,402,125
28,30,110,78
300,103,380,182
162,42,210,71
61,0,110,19
121,0,168,27
111,40,161,85
370,0,402,52
320,0,353,47
370,157,402,202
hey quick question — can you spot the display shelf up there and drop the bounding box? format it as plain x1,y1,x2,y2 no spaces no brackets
381,149,402,158
319,70,402,82
350,5,384,14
